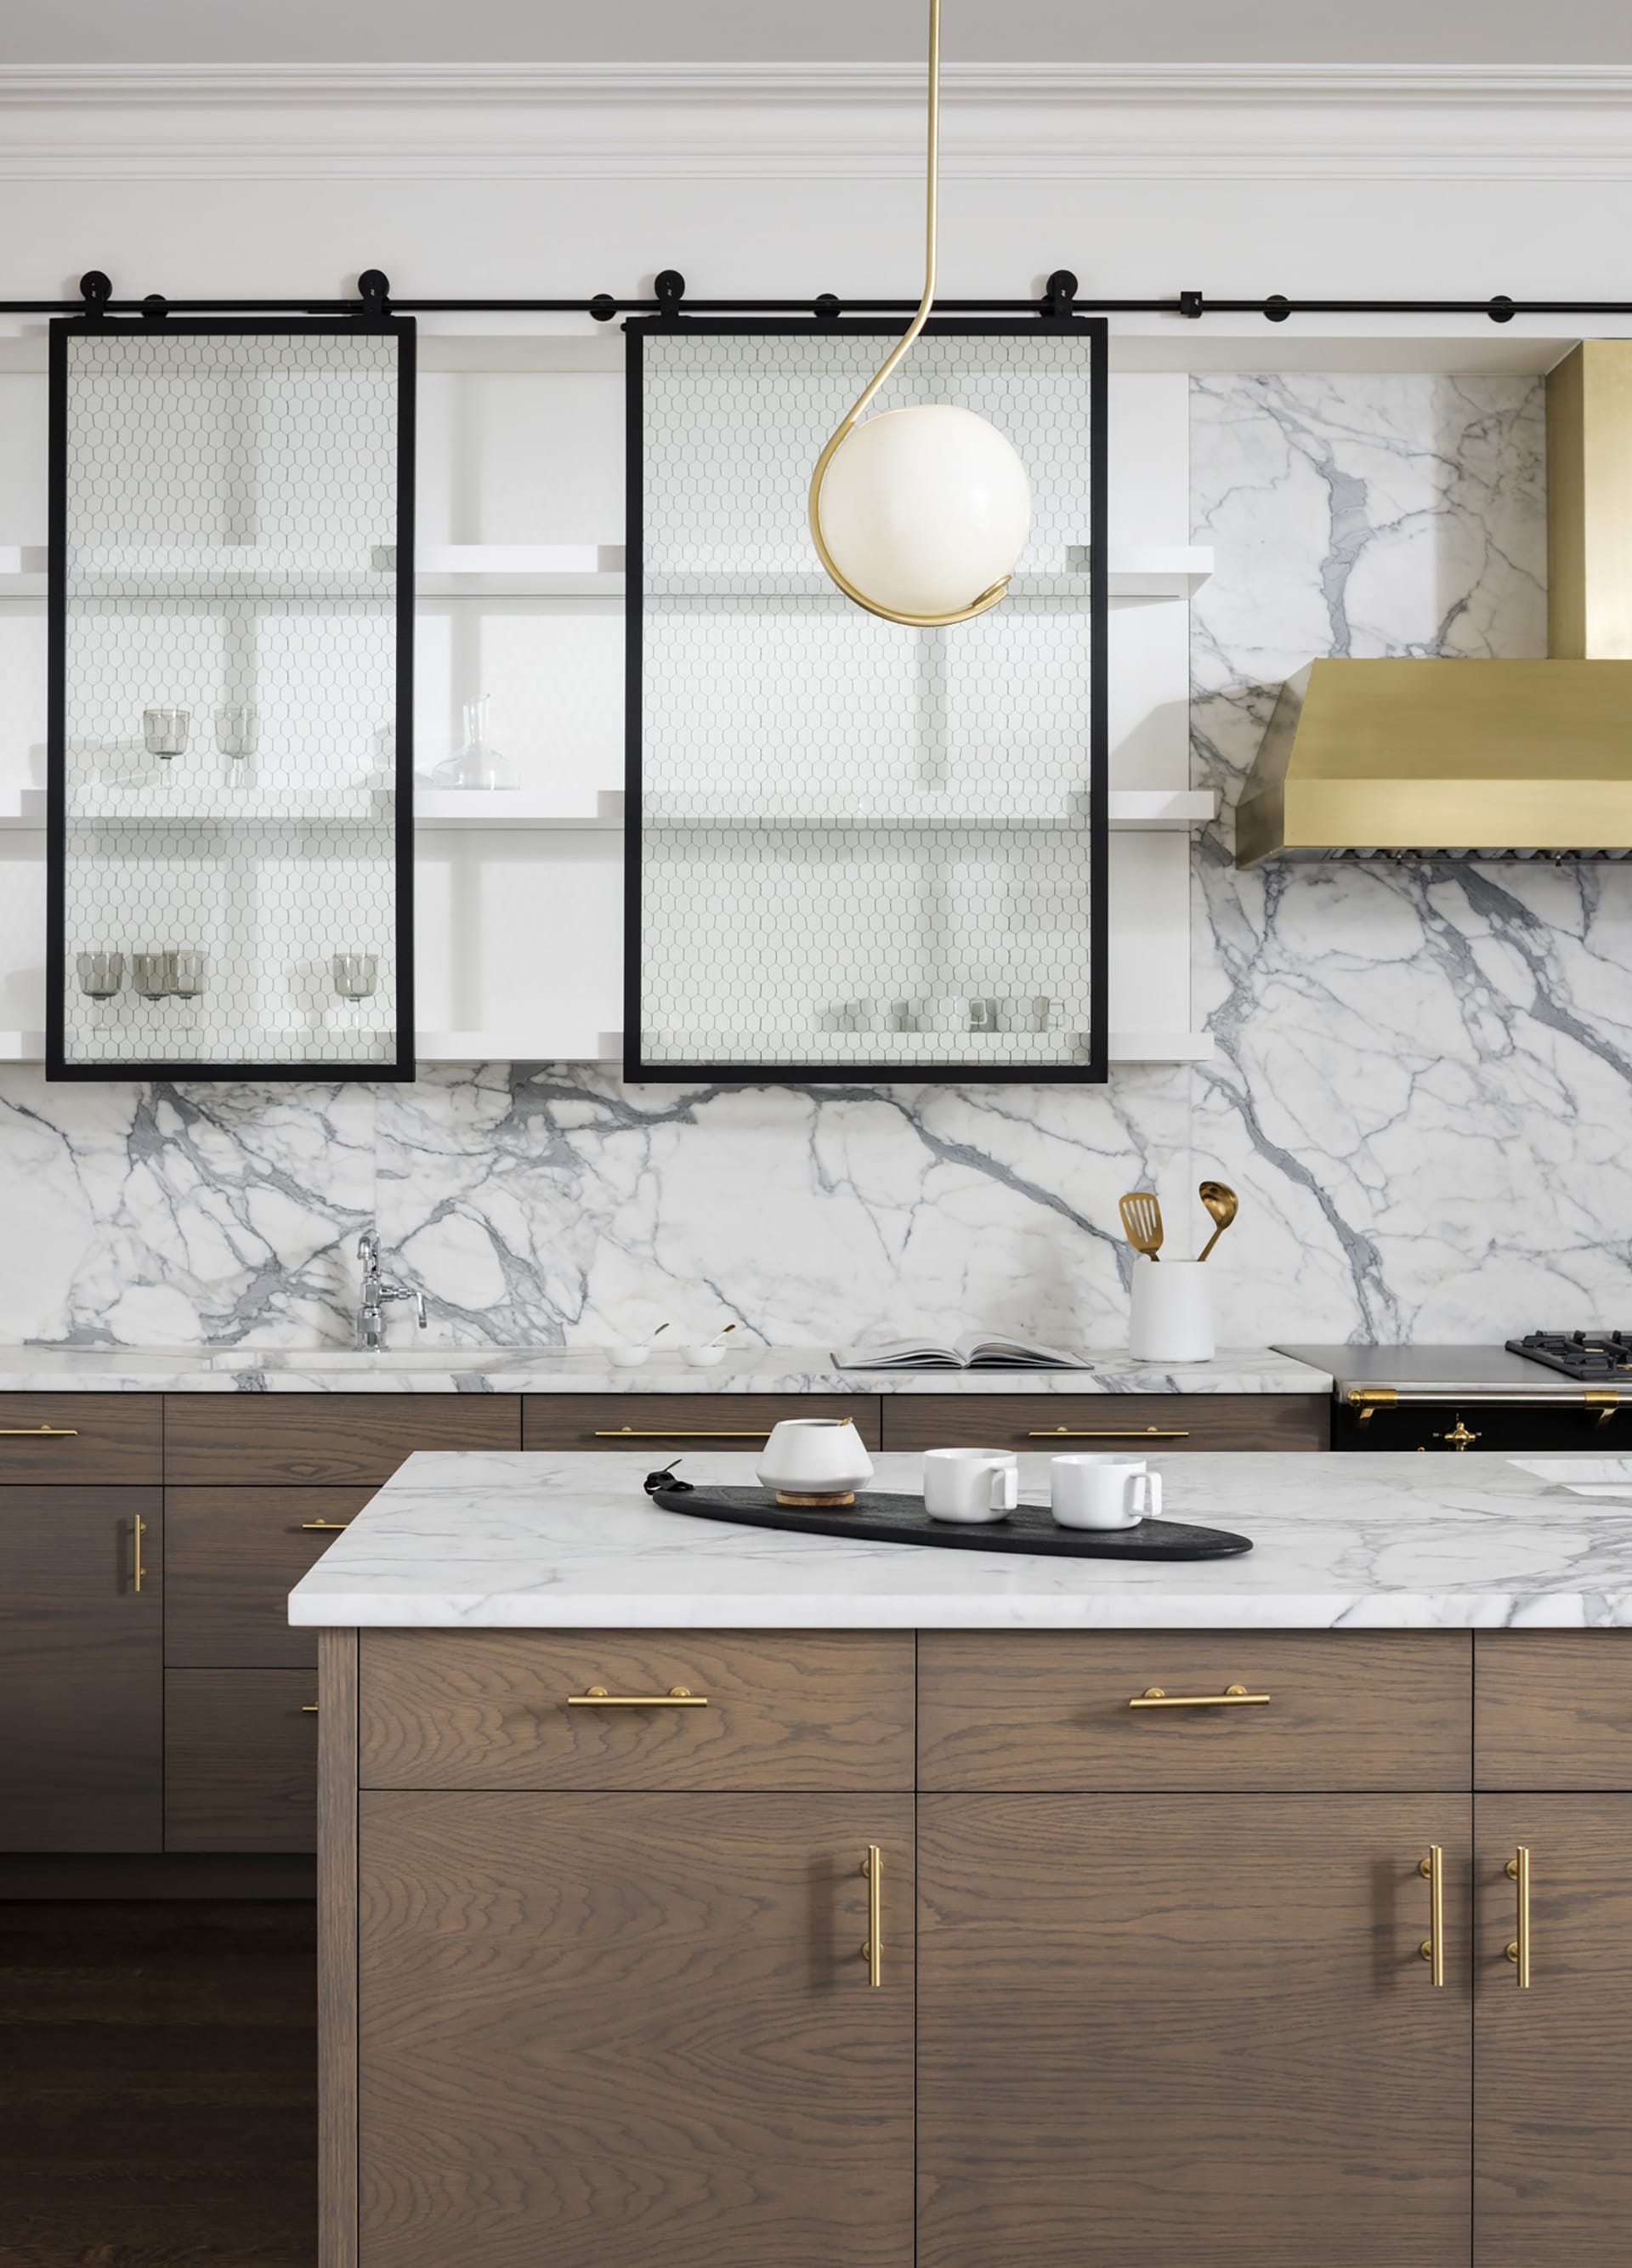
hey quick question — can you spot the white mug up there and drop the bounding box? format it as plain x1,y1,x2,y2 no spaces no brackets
1050,1454,1162,1531
922,1446,1019,1524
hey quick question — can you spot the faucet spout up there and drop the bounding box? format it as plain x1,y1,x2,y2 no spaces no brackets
354,1226,427,1352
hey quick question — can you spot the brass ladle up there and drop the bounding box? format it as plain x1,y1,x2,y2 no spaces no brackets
1197,1181,1238,1262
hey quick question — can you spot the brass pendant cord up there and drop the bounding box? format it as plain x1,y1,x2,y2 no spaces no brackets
805,0,1012,628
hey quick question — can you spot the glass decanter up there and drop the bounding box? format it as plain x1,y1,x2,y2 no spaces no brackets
431,694,518,791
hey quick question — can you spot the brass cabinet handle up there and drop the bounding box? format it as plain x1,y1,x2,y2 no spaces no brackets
302,1704,320,1715
132,1511,145,1595
298,1519,351,1532
861,1845,882,1987
0,1424,78,1437
1505,1847,1532,1987
1420,1846,1445,1986
592,1426,770,1439
1028,1426,1189,1440
566,1685,709,1707
1129,1684,1270,1709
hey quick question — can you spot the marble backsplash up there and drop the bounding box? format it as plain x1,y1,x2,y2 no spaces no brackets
3,371,1624,1353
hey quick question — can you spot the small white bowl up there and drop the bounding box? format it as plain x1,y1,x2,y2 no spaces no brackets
606,1345,651,1371
681,1344,726,1369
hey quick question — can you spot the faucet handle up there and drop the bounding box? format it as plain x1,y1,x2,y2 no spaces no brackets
414,1290,428,1330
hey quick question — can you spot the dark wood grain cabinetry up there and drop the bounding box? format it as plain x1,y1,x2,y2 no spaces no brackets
165,1668,320,1851
166,1394,520,1485
522,1392,883,1449
881,1391,1327,1451
319,1629,1632,2265
0,1484,162,1851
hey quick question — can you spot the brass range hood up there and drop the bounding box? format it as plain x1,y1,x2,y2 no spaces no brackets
1236,343,1632,866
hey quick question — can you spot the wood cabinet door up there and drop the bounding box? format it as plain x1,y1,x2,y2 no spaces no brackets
358,1790,914,2268
0,1487,162,1850
1476,1796,1632,2264
918,1793,1471,2268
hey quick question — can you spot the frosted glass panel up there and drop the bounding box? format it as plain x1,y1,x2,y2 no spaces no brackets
632,326,1106,1079
53,326,411,1075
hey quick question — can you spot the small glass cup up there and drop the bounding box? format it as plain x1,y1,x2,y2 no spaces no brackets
143,708,190,758
171,950,208,999
131,950,177,999
332,951,378,1001
76,950,124,1001
214,705,258,759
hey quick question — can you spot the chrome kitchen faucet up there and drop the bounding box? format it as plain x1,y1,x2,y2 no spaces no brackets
355,1228,428,1352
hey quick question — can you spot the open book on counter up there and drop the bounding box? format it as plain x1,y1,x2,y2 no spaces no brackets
831,1335,1087,1372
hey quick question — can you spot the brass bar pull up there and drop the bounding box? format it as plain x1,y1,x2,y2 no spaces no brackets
592,1426,771,1439
301,1704,320,1715
1420,1846,1445,1986
861,1846,882,1987
1130,1684,1269,1709
0,1425,78,1437
566,1685,709,1708
1506,1847,1532,1987
299,1519,351,1532
1028,1426,1189,1440
132,1512,145,1595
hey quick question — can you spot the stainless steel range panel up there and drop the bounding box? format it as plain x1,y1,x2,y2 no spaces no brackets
1273,1344,1627,1452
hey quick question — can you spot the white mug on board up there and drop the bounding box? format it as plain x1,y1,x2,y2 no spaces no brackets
1050,1454,1162,1532
922,1446,1019,1524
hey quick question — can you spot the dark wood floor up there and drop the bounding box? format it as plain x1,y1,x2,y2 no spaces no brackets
0,1901,317,2267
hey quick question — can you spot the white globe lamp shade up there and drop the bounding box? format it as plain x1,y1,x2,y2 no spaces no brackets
816,402,1031,620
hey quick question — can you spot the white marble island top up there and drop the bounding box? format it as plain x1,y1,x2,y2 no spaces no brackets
288,1449,1632,1631
0,1344,1330,1396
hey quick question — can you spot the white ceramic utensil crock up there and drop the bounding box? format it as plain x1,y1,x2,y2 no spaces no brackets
1128,1256,1214,1364
921,1446,1019,1523
756,1416,875,1505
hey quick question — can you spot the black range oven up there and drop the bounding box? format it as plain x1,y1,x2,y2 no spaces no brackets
1274,1341,1632,1454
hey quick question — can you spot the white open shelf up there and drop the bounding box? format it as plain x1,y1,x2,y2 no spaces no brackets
0,789,1216,835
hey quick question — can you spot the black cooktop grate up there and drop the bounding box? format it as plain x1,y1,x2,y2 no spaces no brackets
1507,1331,1632,1379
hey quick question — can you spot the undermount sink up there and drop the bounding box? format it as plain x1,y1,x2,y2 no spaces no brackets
288,1348,530,1370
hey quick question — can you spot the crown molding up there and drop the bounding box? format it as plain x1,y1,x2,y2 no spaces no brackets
3,60,1632,180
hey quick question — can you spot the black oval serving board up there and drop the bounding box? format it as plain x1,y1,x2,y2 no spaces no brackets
643,1479,1252,1562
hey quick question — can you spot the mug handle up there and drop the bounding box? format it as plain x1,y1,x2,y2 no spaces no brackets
1130,1471,1163,1525
989,1461,1019,1513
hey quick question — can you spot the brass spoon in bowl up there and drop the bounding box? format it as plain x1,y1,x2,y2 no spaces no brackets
1118,1190,1164,1262
1197,1180,1238,1262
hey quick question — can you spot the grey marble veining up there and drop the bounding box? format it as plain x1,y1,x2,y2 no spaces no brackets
0,1342,1330,1396
0,371,1618,1357
287,1448,1632,1630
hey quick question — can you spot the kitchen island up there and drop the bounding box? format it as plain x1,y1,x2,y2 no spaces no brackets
296,1449,1632,2266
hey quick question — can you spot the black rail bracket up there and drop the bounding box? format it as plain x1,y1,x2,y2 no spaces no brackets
1487,294,1516,325
1179,288,1204,320
139,293,168,321
1041,269,1078,320
589,292,617,323
654,269,686,319
814,292,841,322
1264,294,1291,324
78,271,112,320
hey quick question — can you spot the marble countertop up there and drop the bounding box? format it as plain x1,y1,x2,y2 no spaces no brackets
287,1448,1632,1630
0,1345,1332,1397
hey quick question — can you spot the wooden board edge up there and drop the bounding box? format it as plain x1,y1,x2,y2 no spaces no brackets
318,1627,359,2268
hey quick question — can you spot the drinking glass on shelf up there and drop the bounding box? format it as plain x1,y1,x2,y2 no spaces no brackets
213,705,258,759
171,950,208,998
76,950,123,1000
332,951,378,1001
143,708,190,759
131,950,177,999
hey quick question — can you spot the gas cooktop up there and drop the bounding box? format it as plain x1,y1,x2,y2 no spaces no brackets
1506,1331,1632,1381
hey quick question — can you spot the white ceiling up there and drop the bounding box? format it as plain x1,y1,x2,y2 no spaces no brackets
5,0,1632,67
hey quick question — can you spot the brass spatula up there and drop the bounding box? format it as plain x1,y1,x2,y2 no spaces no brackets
1118,1190,1164,1262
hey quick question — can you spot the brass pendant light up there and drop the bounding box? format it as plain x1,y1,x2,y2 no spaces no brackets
808,0,1033,627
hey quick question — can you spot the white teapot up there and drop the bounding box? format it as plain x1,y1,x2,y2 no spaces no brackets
756,1416,875,1505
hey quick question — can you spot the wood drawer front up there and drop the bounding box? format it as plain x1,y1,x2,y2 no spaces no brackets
165,1488,373,1670
0,1394,160,1484
879,1392,1328,1454
359,1629,915,1791
522,1393,882,1451
1475,1634,1632,1788
918,1631,1472,1791
164,1669,318,1851
164,1393,520,1485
